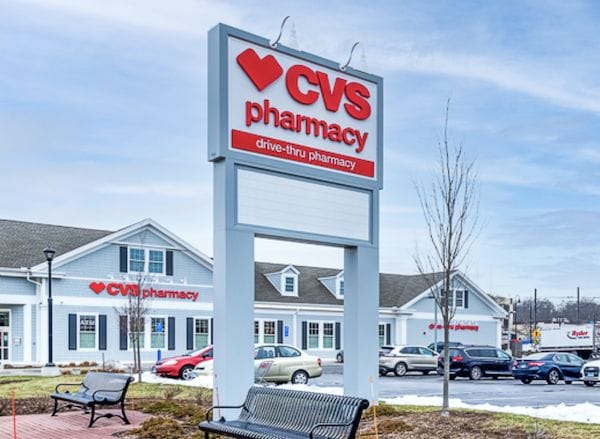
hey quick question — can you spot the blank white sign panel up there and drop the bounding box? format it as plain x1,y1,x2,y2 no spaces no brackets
237,169,370,241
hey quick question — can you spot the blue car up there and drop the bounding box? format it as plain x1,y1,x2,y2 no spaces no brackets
512,352,585,384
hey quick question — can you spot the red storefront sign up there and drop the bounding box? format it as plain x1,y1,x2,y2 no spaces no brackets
88,281,198,302
428,323,480,332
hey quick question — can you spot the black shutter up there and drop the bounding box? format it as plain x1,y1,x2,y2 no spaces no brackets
301,321,307,350
335,322,341,350
166,250,174,276
210,318,214,344
277,320,284,344
186,318,194,350
68,314,77,350
119,246,128,273
99,315,107,350
168,317,175,350
119,315,128,350
386,323,392,345
464,290,469,309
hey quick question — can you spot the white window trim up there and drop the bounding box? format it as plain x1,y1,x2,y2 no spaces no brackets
335,276,344,300
149,315,168,350
378,323,387,346
255,319,277,344
307,321,335,351
441,289,466,309
127,316,147,351
0,309,12,363
77,312,99,351
280,272,298,296
194,317,211,349
128,247,166,275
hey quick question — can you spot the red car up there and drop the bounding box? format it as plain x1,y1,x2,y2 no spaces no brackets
152,345,213,380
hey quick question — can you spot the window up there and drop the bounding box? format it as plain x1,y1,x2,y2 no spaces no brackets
323,323,334,349
149,250,164,274
309,322,319,349
195,319,209,349
284,276,295,293
440,290,466,308
129,317,145,349
278,346,301,357
378,324,386,347
255,346,276,359
129,247,165,274
339,280,344,296
254,321,260,343
263,321,276,343
79,315,97,349
0,311,9,326
129,248,145,272
151,317,166,349
400,346,419,355
419,347,436,356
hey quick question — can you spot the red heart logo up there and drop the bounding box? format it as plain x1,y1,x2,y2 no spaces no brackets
89,281,105,294
236,48,283,91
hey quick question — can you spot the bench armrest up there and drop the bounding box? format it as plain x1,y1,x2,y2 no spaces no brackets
91,388,124,402
309,420,354,438
205,404,246,422
54,382,82,393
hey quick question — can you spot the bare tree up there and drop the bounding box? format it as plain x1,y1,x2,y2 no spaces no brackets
414,99,479,416
117,272,152,383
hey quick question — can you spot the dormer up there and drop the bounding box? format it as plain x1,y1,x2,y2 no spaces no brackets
264,265,300,296
318,271,344,300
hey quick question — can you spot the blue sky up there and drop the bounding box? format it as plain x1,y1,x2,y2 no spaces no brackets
1,0,599,301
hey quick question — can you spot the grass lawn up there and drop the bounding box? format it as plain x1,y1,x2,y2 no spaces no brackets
2,375,600,438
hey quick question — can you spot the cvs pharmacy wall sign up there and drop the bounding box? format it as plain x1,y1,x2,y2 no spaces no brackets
208,25,382,187
88,281,199,302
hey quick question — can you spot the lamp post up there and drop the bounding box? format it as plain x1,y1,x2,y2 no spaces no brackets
44,246,56,367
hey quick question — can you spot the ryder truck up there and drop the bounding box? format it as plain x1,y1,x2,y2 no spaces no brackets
538,323,597,359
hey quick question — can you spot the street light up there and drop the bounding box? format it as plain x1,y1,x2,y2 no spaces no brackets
44,246,56,367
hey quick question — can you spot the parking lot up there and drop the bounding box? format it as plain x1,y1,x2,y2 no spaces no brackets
312,363,600,407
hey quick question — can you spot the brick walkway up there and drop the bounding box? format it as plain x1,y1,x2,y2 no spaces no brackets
0,409,150,439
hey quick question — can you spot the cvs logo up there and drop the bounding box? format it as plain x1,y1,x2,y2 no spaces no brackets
236,48,371,121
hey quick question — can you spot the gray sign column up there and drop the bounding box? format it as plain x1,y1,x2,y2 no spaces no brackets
213,160,255,411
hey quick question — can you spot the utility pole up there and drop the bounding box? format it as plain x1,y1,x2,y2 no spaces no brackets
577,286,580,323
534,288,537,328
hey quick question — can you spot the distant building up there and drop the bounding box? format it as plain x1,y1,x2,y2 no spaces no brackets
0,218,507,366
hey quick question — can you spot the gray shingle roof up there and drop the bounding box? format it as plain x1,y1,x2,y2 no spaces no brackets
255,262,444,308
0,219,112,268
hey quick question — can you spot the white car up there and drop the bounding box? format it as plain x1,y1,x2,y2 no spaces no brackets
193,344,323,384
581,359,600,386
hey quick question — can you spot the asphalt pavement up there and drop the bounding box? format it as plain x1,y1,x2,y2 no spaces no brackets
312,363,600,407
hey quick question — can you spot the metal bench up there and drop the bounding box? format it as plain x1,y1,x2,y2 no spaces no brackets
199,386,370,439
50,371,133,428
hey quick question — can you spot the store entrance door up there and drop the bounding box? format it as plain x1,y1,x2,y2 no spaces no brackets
0,311,10,363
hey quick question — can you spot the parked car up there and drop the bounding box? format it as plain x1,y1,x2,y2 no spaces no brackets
427,341,465,353
512,352,585,385
437,346,513,380
379,345,438,376
194,344,322,385
152,345,213,380
336,345,395,363
581,358,600,386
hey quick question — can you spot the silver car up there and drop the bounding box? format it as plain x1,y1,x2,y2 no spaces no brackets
194,344,323,385
379,345,439,376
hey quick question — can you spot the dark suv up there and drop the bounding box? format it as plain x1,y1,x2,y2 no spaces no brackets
437,346,513,380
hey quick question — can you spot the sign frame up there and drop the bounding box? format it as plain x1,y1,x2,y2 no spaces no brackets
208,23,384,192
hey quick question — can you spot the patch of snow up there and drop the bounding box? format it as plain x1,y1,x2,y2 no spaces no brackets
382,395,600,424
133,371,213,388
278,383,344,395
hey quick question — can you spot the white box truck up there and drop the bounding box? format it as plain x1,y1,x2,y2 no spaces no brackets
538,323,597,358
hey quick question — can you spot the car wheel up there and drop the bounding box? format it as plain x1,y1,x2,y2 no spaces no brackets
336,353,343,363
546,369,560,385
291,370,309,385
394,362,407,377
492,376,498,380
520,378,532,384
449,374,456,380
565,380,573,385
584,381,596,387
179,365,194,381
469,366,482,381
422,371,430,375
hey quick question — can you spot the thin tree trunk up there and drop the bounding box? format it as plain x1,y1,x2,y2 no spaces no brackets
442,323,450,416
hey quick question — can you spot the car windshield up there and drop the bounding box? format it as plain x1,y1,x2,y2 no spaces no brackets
187,348,212,357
